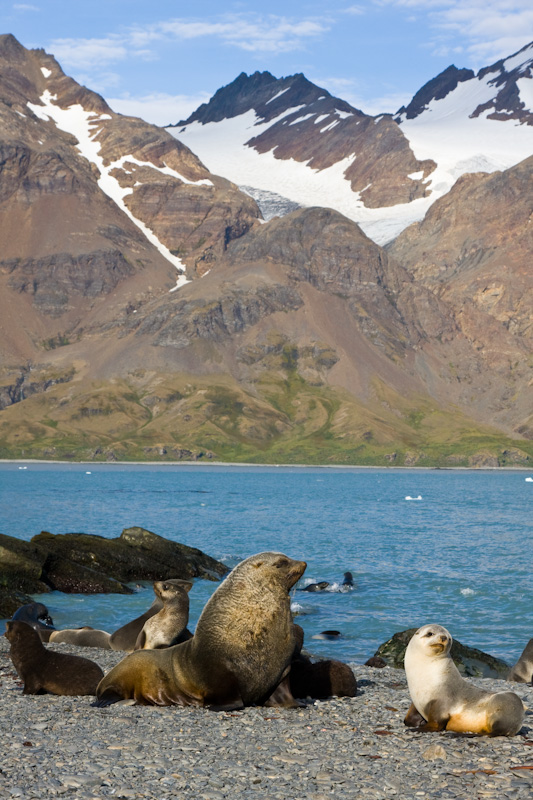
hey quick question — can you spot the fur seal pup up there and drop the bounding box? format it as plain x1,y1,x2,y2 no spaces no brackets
49,627,112,649
404,624,524,736
95,552,306,709
109,596,164,652
135,579,192,650
12,602,56,642
5,620,104,696
290,658,357,699
508,639,533,684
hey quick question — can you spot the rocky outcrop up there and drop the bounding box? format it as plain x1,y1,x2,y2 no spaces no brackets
395,65,475,120
373,629,509,678
0,527,227,612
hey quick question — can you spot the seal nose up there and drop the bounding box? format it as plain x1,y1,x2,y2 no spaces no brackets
440,635,448,643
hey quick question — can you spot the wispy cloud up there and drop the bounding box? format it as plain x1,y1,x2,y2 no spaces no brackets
107,91,212,127
312,75,411,115
13,3,40,10
379,0,533,66
48,37,128,69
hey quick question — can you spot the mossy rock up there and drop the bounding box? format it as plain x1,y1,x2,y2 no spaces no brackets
374,628,509,678
0,534,50,594
0,589,34,619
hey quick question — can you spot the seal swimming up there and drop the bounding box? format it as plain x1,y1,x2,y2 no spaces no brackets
5,620,104,696
94,552,306,709
404,624,524,736
134,579,193,649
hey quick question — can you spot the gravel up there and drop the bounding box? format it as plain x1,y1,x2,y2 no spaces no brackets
0,637,531,799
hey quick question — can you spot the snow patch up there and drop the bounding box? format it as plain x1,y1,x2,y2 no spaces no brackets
320,120,340,133
265,87,290,104
40,67,52,79
288,113,315,126
27,91,189,290
335,109,352,119
516,77,533,113
503,45,533,75
408,171,424,180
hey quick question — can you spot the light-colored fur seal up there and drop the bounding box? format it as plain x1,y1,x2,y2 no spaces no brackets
5,621,104,696
49,627,112,649
134,579,192,650
94,552,306,709
404,624,524,736
508,639,533,684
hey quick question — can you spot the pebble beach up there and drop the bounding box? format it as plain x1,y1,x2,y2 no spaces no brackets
0,638,532,800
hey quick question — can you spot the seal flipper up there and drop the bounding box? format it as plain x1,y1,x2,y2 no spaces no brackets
92,687,125,707
404,701,427,728
263,674,306,708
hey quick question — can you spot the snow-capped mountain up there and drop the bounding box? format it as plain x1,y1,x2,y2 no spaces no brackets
170,42,533,245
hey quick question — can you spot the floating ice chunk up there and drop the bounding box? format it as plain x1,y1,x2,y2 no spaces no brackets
460,588,475,596
525,477,533,482
405,495,422,500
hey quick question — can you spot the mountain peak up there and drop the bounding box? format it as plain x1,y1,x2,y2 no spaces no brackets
395,64,475,120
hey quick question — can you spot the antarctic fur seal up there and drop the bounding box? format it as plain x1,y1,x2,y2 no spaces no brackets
49,627,112,649
135,579,192,649
95,552,306,708
507,639,533,684
12,602,56,642
5,620,104,696
109,596,163,651
290,658,357,699
404,624,524,736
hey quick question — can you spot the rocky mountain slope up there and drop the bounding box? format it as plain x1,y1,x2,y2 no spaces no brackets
172,42,533,245
0,34,531,467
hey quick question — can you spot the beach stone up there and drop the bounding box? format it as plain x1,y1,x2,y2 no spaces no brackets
373,628,509,677
422,744,447,761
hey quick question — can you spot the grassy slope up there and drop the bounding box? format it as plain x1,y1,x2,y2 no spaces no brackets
0,366,531,467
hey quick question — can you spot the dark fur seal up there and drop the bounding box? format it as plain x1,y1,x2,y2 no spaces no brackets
135,579,192,650
109,596,163,652
507,639,533,684
404,624,524,736
95,552,306,709
5,620,104,696
302,581,329,592
49,627,112,649
12,602,56,642
290,658,357,699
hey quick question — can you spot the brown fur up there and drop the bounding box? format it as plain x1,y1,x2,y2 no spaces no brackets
5,621,104,696
109,596,163,652
49,627,112,649
290,658,357,699
134,579,192,650
507,639,533,684
95,552,306,709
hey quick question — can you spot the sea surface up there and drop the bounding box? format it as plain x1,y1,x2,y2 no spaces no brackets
1,463,531,666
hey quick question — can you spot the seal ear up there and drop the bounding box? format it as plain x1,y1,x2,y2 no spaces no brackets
252,560,264,569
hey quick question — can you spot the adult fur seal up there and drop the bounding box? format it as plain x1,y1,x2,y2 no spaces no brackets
109,596,163,652
12,603,56,642
404,624,524,736
508,639,533,684
95,552,306,709
49,627,112,649
135,579,192,650
5,620,104,696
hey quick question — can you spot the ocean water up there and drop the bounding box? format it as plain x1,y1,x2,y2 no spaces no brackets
1,463,531,666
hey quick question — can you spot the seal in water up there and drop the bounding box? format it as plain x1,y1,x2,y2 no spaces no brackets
302,581,329,592
507,639,533,684
5,620,104,696
94,552,306,709
12,602,56,642
49,627,112,649
135,579,193,649
109,596,163,652
404,624,524,735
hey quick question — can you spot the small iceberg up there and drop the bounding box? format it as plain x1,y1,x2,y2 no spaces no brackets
85,471,92,474
525,477,533,482
18,466,27,470
405,495,422,500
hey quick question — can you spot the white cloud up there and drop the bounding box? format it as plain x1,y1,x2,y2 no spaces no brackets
380,0,533,67
13,3,39,9
311,75,411,115
106,92,212,127
48,37,128,69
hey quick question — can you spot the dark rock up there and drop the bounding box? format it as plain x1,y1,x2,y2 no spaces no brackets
0,590,34,619
32,526,228,585
374,628,509,678
0,533,50,594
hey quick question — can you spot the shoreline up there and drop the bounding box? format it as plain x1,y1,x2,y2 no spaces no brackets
1,458,533,472
0,638,531,798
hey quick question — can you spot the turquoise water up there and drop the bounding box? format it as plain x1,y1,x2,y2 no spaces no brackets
1,463,531,665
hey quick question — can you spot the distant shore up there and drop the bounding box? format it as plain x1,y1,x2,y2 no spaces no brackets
2,458,532,471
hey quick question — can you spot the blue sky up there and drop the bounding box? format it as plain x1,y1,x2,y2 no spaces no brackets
2,1,532,124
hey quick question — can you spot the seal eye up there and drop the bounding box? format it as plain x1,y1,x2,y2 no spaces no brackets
425,631,434,637
274,558,289,569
